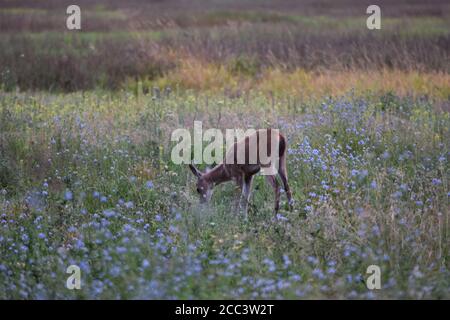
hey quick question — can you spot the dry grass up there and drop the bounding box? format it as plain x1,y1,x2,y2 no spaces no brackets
0,0,448,92
258,69,450,99
148,58,450,99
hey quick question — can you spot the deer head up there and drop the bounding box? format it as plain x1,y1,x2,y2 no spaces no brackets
189,164,214,203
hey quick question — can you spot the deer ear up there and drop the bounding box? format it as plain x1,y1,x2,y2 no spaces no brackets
189,164,202,178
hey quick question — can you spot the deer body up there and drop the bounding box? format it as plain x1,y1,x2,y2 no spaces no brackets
189,129,293,216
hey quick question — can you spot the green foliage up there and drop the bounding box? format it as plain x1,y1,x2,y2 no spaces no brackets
0,90,448,299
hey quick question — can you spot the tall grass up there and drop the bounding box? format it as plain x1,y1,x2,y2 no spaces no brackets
0,90,448,298
148,59,450,99
0,0,448,300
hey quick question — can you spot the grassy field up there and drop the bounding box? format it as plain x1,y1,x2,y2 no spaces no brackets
1,0,449,92
0,91,448,299
0,0,449,299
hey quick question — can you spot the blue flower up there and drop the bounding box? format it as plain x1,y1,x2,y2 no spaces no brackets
393,191,402,199
142,259,150,269
21,234,29,242
64,190,73,201
103,209,116,218
359,169,368,178
291,274,301,281
327,267,336,274
312,268,325,279
75,239,85,250
123,224,132,232
262,258,276,273
145,181,154,189
116,247,127,254
307,256,319,265
432,178,442,186
283,255,291,268
328,260,336,267
110,266,121,277
124,201,134,209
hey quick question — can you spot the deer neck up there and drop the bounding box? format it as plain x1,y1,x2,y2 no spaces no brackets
204,164,231,185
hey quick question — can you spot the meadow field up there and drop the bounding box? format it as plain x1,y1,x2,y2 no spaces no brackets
0,0,449,299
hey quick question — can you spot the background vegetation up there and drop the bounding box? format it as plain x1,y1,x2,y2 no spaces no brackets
0,0,449,95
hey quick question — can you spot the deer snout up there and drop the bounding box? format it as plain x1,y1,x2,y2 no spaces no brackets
200,188,213,203
199,193,208,203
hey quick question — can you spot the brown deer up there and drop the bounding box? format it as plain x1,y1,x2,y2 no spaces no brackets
189,129,293,217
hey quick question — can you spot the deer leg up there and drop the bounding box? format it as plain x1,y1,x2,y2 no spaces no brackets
265,175,280,214
279,155,293,210
241,175,254,219
234,174,243,214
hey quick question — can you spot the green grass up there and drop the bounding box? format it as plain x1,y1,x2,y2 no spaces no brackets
0,8,48,15
0,89,448,299
0,0,448,299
